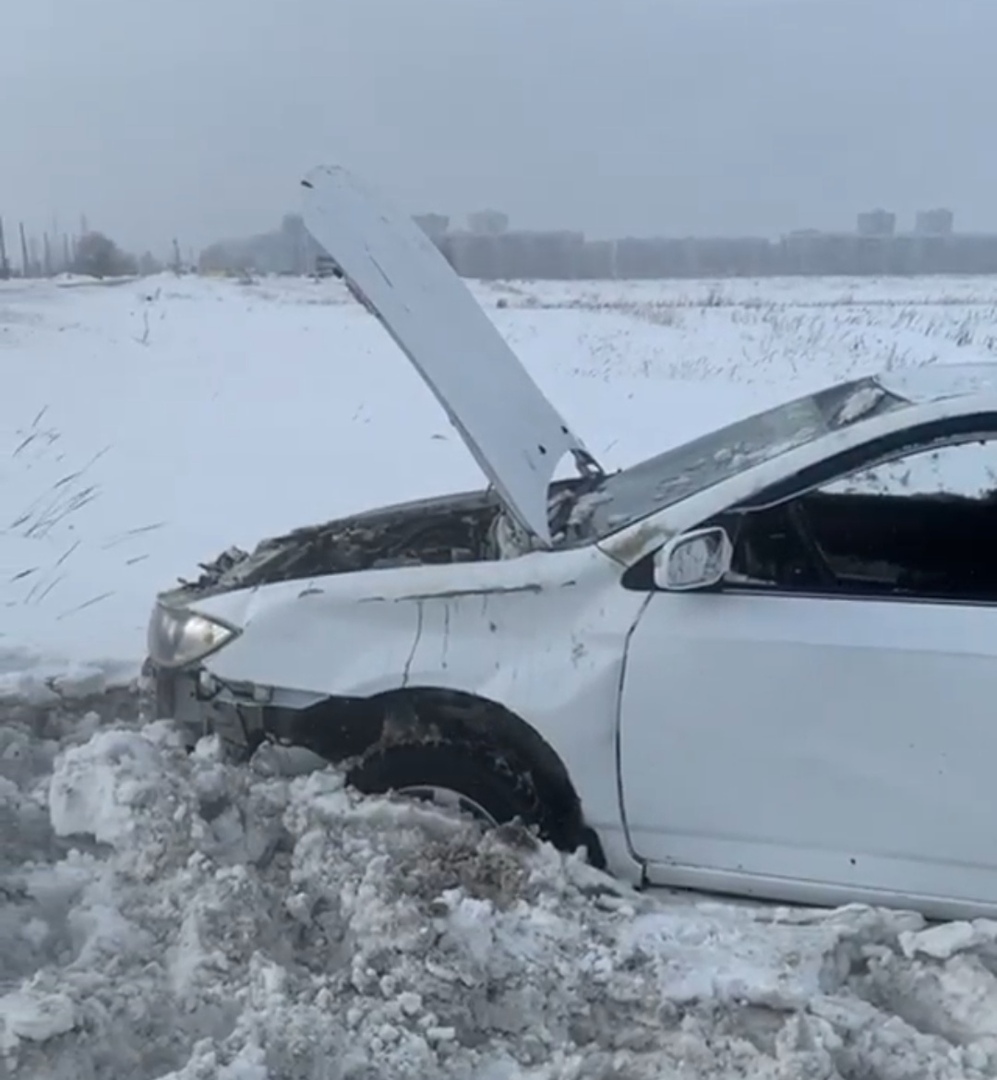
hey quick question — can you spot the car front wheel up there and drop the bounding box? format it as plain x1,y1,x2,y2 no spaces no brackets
347,739,556,842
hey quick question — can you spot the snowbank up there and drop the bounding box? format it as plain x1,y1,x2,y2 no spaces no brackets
2,700,997,1079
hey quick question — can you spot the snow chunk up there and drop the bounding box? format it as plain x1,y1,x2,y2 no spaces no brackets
833,383,887,425
900,919,997,960
0,988,76,1054
48,726,205,879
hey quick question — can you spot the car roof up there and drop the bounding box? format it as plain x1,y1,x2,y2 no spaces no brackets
876,362,997,405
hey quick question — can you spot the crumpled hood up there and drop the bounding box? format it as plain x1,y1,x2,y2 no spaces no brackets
159,488,508,605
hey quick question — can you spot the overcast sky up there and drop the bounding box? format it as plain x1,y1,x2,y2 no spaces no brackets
5,0,995,255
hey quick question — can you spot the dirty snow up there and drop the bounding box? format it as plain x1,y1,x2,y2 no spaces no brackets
4,272,997,1078
5,698,997,1079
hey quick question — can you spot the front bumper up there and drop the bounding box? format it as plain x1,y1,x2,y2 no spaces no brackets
148,661,266,755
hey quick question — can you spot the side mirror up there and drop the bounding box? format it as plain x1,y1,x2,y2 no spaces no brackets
653,527,732,592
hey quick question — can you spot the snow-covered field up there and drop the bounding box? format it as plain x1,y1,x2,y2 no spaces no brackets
5,272,997,1078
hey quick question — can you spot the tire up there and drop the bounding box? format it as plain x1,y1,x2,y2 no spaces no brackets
346,739,575,850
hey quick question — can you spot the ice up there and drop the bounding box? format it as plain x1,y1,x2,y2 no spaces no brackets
4,273,997,1077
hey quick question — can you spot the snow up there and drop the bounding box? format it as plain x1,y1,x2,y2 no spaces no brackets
4,704,997,1079
3,271,997,677
5,271,997,1077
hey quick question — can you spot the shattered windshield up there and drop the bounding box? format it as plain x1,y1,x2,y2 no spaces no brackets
577,377,908,540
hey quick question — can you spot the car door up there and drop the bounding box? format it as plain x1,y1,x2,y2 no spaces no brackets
618,426,997,911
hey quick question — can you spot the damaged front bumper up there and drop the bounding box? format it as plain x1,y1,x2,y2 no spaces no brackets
146,660,375,774
147,660,267,756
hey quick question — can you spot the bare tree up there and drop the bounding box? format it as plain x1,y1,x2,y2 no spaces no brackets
138,251,163,275
71,231,138,278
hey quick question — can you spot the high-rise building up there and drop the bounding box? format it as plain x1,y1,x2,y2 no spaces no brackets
914,208,954,236
856,209,896,237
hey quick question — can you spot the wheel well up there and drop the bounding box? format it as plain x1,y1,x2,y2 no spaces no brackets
269,685,603,864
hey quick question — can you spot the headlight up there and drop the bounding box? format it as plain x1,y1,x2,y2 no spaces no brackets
147,604,238,668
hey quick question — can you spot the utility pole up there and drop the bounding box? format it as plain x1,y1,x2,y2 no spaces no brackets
0,216,9,279
19,223,29,277
43,234,52,277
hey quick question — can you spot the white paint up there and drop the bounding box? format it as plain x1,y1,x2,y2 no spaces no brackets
193,543,646,855
621,590,997,917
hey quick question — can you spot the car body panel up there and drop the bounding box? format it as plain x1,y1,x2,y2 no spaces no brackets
187,542,645,852
190,546,603,691
621,591,997,921
300,164,600,547
606,386,997,920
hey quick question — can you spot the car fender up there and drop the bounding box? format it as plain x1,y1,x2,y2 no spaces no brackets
191,543,643,841
193,580,426,699
397,573,646,836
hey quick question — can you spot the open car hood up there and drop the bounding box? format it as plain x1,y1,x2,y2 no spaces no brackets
300,164,602,547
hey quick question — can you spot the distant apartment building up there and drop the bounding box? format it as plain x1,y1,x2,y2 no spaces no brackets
413,214,450,241
200,201,997,281
467,210,510,236
914,208,955,236
856,209,897,237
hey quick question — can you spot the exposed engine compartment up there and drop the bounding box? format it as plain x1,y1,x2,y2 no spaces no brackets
157,475,603,605
164,487,548,603
183,488,505,594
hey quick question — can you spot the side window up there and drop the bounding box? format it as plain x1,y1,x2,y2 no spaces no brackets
821,440,997,500
728,438,997,601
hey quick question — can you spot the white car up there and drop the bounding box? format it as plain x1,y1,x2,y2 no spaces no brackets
148,166,997,920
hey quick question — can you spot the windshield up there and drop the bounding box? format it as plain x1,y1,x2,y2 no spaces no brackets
574,377,908,541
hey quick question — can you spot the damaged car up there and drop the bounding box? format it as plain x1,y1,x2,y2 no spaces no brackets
148,164,997,920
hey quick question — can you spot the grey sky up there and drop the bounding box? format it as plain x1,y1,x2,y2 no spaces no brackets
5,0,995,256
